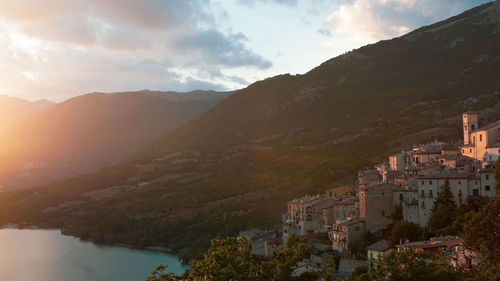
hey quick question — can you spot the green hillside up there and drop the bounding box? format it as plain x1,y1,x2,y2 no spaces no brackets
1,1,499,259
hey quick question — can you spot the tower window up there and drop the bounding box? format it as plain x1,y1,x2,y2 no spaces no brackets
479,134,482,142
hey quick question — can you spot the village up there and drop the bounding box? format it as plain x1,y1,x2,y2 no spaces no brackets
240,112,499,277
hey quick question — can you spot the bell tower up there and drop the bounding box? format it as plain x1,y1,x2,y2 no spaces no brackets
463,112,478,145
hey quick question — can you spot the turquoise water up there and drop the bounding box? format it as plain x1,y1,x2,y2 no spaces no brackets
0,229,188,281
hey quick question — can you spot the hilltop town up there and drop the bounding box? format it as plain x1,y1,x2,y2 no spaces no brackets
243,112,499,277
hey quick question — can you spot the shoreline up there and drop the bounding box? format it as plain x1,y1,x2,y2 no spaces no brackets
1,223,189,264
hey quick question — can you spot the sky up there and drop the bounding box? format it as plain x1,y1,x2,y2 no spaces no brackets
0,0,491,102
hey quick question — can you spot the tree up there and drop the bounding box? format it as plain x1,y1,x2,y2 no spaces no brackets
146,235,311,281
264,235,309,281
427,179,457,232
389,220,424,245
187,236,262,281
463,196,500,279
347,251,463,281
390,203,403,222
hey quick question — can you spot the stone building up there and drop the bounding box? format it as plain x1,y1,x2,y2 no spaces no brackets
329,218,365,251
460,112,500,162
366,240,392,269
359,183,396,233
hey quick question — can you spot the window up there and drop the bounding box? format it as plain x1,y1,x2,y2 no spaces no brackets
429,180,432,185
429,190,433,197
355,226,360,231
399,194,404,201
471,124,475,130
382,211,385,217
459,190,462,197
458,181,461,184
459,198,463,204
486,174,489,180
382,192,385,196
470,149,472,153
422,201,425,209
421,190,425,197
421,180,424,185
485,186,491,191
462,149,465,154
473,189,479,196
479,134,482,142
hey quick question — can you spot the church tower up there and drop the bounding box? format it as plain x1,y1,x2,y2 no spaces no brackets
463,112,478,145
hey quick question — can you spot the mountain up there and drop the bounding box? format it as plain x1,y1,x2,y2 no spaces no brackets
0,95,55,133
1,1,500,257
0,90,233,188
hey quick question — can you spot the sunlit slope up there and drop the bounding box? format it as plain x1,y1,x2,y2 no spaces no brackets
0,90,232,188
0,95,54,133
0,1,499,256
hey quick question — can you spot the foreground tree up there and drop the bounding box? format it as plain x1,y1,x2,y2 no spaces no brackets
428,179,457,232
389,220,424,245
147,235,310,281
463,196,500,280
346,251,463,281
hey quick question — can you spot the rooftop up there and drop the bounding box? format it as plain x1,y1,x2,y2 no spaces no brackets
477,120,500,131
367,239,391,252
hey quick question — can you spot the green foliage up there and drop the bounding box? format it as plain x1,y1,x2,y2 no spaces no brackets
390,203,403,222
463,197,500,266
346,251,463,281
389,220,424,245
428,179,457,232
146,235,314,281
348,232,378,257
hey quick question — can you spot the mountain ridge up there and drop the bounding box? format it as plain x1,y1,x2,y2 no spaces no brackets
0,1,499,258
0,90,233,188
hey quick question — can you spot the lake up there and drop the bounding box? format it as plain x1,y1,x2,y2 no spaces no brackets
0,229,188,281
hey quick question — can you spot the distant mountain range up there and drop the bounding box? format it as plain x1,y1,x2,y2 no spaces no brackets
0,95,55,134
0,1,499,257
0,90,233,188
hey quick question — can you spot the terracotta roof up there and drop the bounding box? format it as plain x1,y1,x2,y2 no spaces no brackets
367,240,391,252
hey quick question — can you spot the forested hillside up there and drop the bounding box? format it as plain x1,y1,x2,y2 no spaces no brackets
0,1,499,258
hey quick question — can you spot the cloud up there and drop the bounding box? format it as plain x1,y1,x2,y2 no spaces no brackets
237,0,298,7
173,29,272,69
325,0,487,43
0,0,268,100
